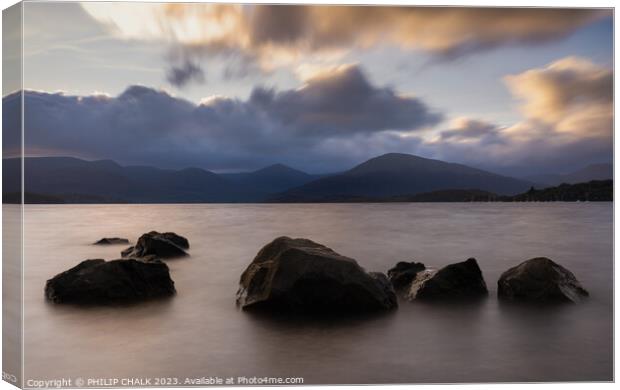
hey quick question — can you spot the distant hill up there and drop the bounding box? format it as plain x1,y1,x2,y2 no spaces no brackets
221,163,320,197
525,163,612,186
2,157,246,203
271,153,533,202
2,157,324,203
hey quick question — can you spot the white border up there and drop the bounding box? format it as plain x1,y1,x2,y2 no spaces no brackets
0,2,616,390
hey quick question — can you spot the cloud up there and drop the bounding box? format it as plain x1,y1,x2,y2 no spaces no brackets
9,55,612,176
83,4,606,55
439,118,506,145
503,56,612,138
425,57,613,175
247,65,442,137
13,65,440,172
165,60,206,87
81,4,608,84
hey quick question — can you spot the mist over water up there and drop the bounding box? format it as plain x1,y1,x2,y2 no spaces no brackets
21,203,612,384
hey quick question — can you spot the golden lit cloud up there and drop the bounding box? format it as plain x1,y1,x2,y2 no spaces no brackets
504,56,612,139
424,56,613,171
82,3,246,45
82,4,608,72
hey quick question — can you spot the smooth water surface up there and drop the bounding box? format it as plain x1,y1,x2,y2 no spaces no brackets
21,203,613,384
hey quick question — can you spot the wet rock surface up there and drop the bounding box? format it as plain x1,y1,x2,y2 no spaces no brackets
406,258,488,301
45,258,176,304
498,257,589,303
388,261,426,290
121,231,189,259
237,236,397,312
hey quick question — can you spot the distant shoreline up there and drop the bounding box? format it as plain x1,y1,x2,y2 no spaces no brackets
3,179,613,205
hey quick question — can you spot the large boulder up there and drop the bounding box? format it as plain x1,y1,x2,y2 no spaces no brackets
122,231,188,259
497,257,589,303
236,237,397,312
45,259,176,304
94,237,129,245
406,258,488,301
387,261,425,290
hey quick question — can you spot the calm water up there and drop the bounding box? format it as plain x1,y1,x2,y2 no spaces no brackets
18,203,613,384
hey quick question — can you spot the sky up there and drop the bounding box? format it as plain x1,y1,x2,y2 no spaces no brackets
5,2,614,175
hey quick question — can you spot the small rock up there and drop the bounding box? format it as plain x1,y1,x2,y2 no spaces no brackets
94,237,129,245
497,257,589,303
407,258,488,301
121,231,188,259
387,261,426,290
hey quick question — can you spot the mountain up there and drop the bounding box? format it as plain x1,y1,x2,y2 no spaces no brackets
524,163,612,186
2,157,246,203
271,153,533,202
221,163,319,196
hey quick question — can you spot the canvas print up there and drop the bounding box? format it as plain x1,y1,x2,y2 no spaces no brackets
1,1,614,387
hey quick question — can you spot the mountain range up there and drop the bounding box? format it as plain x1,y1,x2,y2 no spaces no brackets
1,153,611,203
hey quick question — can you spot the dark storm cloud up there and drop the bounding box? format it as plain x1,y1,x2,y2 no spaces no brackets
248,66,442,136
14,65,440,172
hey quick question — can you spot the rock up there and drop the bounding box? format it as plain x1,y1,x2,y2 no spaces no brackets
155,231,190,249
121,246,136,257
407,258,488,301
121,231,188,259
45,259,176,304
497,257,589,303
387,261,426,290
236,236,397,312
94,237,129,245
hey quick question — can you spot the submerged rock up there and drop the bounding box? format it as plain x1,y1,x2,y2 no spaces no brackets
497,257,589,303
94,237,129,245
406,258,488,301
121,231,189,259
387,261,426,290
236,236,397,312
45,259,176,304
